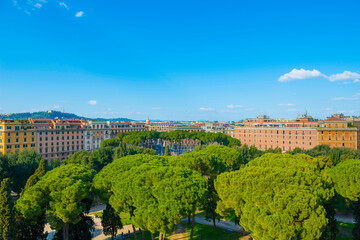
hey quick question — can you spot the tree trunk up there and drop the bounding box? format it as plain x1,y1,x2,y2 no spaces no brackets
62,222,69,240
188,214,191,224
151,233,155,240
159,233,162,240
353,200,360,240
212,213,217,229
140,228,145,240
132,224,137,240
129,207,137,240
190,212,195,240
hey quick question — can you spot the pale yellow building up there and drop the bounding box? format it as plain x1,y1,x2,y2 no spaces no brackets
0,119,37,155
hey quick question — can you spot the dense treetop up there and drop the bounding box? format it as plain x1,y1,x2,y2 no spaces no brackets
16,164,96,230
215,153,334,240
329,159,360,201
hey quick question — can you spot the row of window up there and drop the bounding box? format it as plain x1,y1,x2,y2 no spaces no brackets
243,139,313,145
39,141,83,147
39,131,82,135
39,145,83,153
239,134,312,140
40,135,84,141
239,129,313,135
7,138,35,143
6,132,35,137
6,144,35,149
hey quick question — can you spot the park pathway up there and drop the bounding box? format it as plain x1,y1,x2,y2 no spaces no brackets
168,223,188,240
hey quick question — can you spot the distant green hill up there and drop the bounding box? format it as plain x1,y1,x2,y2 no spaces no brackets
0,111,134,122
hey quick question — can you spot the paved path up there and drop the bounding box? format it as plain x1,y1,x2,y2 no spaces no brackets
168,223,188,240
187,216,243,232
335,212,355,224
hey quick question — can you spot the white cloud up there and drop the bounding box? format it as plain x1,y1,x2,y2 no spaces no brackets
278,103,295,106
53,105,61,109
75,11,84,17
199,107,215,111
354,79,360,83
333,93,360,101
88,100,97,105
278,68,324,82
34,3,42,8
328,71,360,82
59,2,68,9
324,108,332,111
227,104,243,109
152,107,161,110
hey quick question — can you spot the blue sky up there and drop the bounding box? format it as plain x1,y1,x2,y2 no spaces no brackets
0,0,360,121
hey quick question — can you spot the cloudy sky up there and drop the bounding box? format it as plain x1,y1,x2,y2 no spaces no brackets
0,0,359,121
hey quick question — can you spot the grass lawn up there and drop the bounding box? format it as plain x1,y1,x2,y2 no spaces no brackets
187,222,245,240
336,222,355,240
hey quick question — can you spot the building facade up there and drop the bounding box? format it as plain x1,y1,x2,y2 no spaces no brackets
31,119,86,161
317,117,359,149
0,119,37,155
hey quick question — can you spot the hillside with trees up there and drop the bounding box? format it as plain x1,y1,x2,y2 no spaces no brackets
0,110,133,121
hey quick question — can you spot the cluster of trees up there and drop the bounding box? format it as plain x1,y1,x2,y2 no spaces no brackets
287,145,360,165
1,142,360,240
100,130,241,148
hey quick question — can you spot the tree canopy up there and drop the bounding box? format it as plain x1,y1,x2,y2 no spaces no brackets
16,164,96,233
216,153,334,240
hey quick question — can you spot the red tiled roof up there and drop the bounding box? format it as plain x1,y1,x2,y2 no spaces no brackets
326,117,345,121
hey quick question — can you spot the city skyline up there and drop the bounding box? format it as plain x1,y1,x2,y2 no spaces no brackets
1,0,360,121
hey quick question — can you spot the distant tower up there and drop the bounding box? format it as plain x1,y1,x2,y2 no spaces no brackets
146,117,150,124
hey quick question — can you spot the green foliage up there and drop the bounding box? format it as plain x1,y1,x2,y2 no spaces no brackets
186,222,244,240
329,159,360,202
320,203,338,240
53,214,95,240
6,149,42,194
175,145,241,176
353,201,360,240
94,154,164,201
126,146,156,155
16,164,96,231
100,138,120,148
0,178,16,240
0,155,10,181
164,145,170,156
24,159,46,190
216,153,334,240
102,204,123,239
233,144,263,164
329,159,360,239
16,159,48,240
109,161,207,234
1,110,133,121
66,148,113,172
203,177,220,228
116,130,240,147
113,143,127,159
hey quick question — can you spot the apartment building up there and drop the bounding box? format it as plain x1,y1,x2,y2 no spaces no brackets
235,114,360,151
31,119,86,161
109,122,146,138
0,119,37,155
317,117,359,149
84,121,111,151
